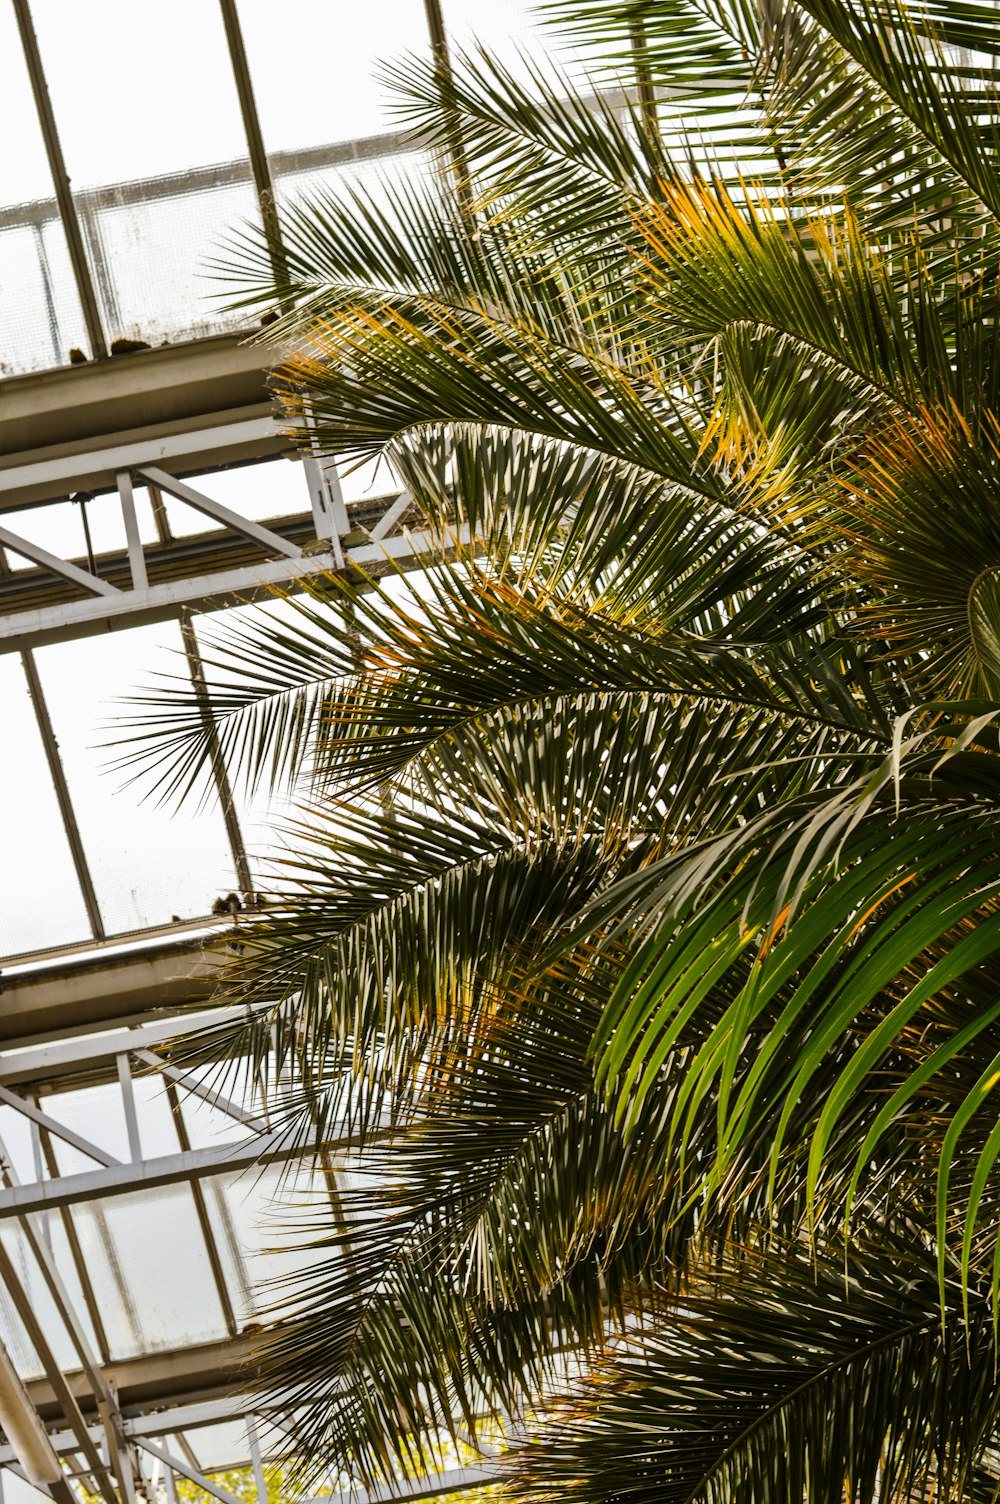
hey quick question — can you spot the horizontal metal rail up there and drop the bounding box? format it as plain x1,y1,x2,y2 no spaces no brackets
0,525,469,652
0,1128,304,1217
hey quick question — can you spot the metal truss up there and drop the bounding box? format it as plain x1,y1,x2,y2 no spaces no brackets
0,981,494,1504
0,416,441,654
0,411,464,966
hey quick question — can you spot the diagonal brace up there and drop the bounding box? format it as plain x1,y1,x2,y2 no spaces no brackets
0,524,119,597
0,1087,120,1168
133,1051,267,1134
137,467,302,559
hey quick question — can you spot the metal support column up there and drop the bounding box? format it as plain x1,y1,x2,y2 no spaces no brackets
178,611,254,901
630,18,658,144
217,0,289,296
11,0,108,360
20,651,105,940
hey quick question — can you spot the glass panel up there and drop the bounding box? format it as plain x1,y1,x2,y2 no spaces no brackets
205,1162,329,1325
235,0,431,153
0,1470,51,1504
189,595,325,874
30,0,256,348
0,5,88,372
33,621,239,934
339,452,401,508
0,655,91,957
132,1070,190,1159
160,456,313,540
184,1420,251,1472
0,1105,39,1185
0,1216,100,1371
273,147,434,238
171,1069,250,1152
0,1273,41,1380
71,1183,227,1358
0,493,128,571
442,0,589,79
44,1081,131,1171
196,458,313,523
83,179,258,348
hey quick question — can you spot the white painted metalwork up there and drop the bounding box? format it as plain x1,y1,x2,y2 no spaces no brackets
0,1087,119,1168
0,1128,303,1217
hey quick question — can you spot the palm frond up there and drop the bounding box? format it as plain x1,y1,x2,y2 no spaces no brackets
505,1235,1000,1504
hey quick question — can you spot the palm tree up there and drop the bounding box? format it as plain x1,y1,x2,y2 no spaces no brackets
121,0,1000,1497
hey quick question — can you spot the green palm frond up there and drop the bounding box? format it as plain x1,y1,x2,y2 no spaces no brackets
587,724,1000,1284
505,1236,1000,1504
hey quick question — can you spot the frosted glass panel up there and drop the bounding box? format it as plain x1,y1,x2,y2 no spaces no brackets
84,179,257,347
205,1162,329,1323
33,622,239,934
72,1183,227,1357
45,1081,132,1172
0,1218,99,1371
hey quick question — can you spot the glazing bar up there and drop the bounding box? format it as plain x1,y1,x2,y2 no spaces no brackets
10,0,108,359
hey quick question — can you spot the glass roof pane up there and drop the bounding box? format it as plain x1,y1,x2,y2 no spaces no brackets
43,1081,131,1173
29,0,257,349
0,1470,51,1504
0,4,88,373
205,1163,328,1327
183,1420,252,1472
0,1218,100,1372
170,1073,249,1152
442,0,590,81
236,0,435,223
0,1273,41,1380
32,621,239,936
0,655,91,958
85,180,259,348
132,1071,188,1158
234,0,432,153
338,452,401,508
71,1183,228,1359
0,1106,38,1186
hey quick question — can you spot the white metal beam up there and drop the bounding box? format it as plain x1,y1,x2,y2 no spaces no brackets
0,525,470,654
0,525,118,598
367,490,414,542
0,1128,303,1218
116,472,147,591
0,1087,119,1167
0,419,278,501
132,1439,243,1504
0,1009,243,1086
